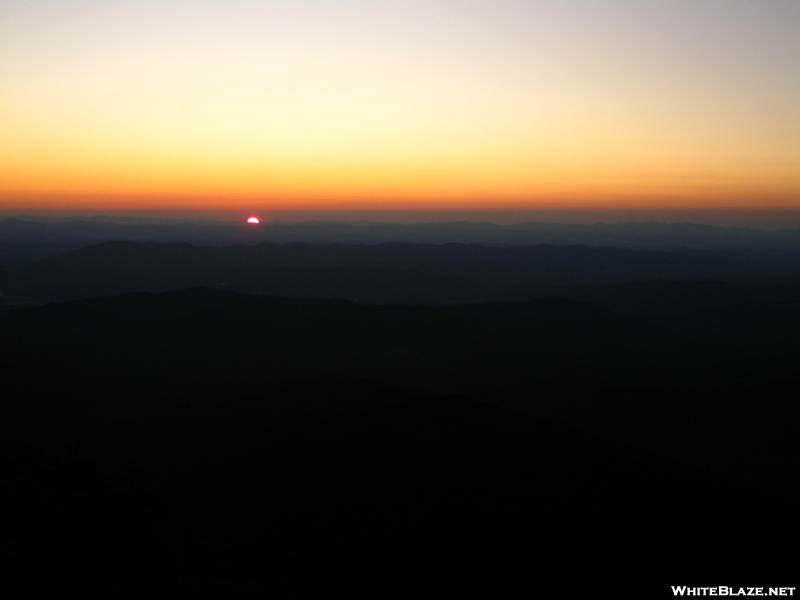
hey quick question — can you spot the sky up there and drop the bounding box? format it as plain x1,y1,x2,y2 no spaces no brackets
1,0,799,219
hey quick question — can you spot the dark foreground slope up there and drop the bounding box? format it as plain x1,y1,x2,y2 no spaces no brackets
2,390,794,598
2,289,798,597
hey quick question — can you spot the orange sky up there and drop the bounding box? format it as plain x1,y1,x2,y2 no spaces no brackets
1,1,798,214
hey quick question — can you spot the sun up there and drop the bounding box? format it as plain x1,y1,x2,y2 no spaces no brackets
246,217,260,224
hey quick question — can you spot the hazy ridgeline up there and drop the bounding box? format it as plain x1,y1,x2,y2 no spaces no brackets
6,215,800,251
4,217,800,312
1,218,799,596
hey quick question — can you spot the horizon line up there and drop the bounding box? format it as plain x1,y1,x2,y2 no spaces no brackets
5,207,800,230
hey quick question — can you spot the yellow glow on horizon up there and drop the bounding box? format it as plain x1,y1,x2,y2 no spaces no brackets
1,1,798,212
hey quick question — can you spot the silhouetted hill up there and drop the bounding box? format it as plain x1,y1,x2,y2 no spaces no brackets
2,287,798,486
513,279,800,319
4,286,798,390
0,289,662,402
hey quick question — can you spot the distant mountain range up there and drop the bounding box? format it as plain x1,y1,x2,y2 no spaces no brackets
5,215,800,251
3,239,800,312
